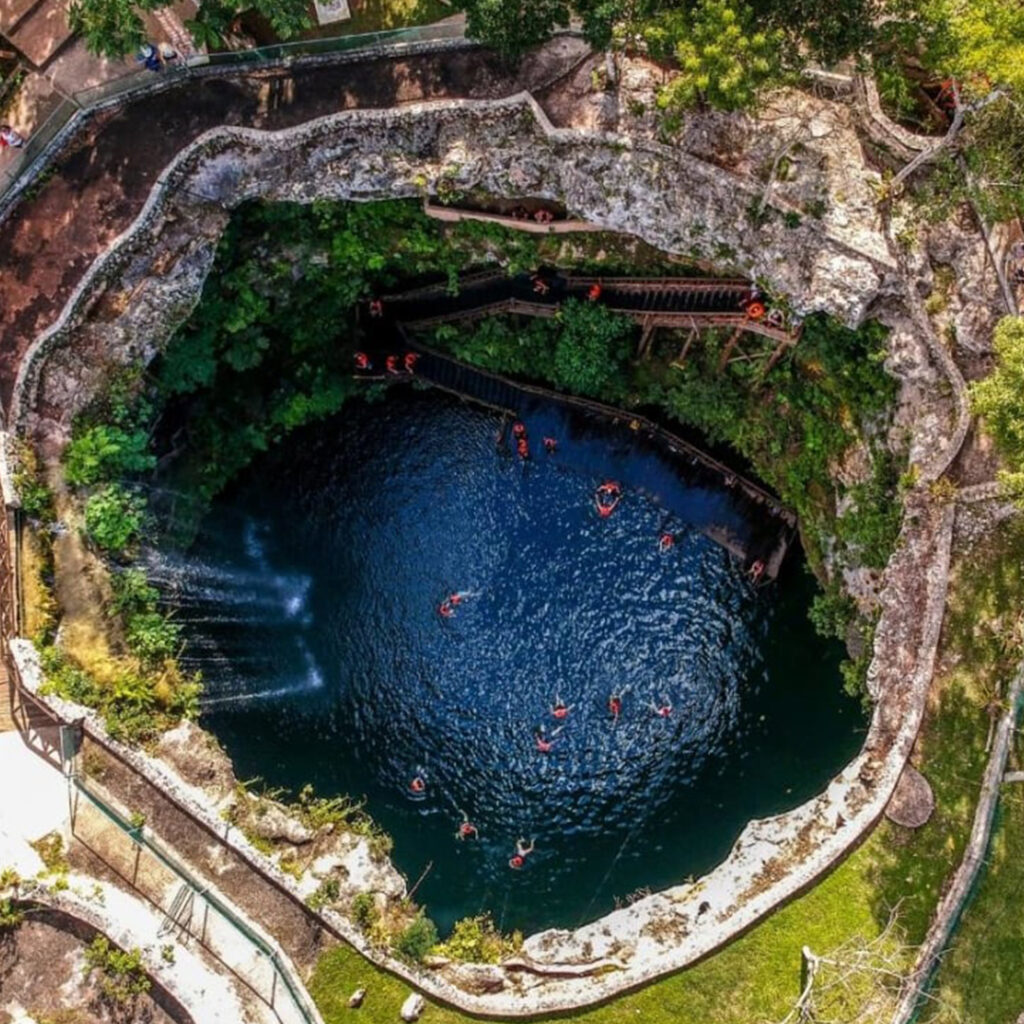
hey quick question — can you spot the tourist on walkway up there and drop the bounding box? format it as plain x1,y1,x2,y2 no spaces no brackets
137,43,163,71
0,125,24,149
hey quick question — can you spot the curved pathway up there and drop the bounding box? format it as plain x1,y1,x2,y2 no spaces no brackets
0,36,589,417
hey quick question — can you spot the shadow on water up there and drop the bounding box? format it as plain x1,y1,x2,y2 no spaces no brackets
158,390,866,934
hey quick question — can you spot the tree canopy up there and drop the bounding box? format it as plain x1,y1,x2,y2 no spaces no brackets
449,0,570,61
653,0,784,112
69,0,312,58
969,317,1024,498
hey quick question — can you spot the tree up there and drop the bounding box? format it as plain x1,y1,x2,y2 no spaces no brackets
653,0,784,113
551,299,634,397
930,0,1024,95
969,316,1024,498
68,0,168,59
451,0,570,61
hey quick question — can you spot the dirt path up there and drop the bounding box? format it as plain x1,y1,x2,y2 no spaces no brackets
0,38,589,415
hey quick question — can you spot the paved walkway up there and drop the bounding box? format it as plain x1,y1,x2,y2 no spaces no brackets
0,728,67,875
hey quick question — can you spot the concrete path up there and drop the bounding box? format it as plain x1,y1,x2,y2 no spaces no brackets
0,728,68,875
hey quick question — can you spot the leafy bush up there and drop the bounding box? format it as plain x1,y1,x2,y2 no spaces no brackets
970,316,1024,497
125,610,181,663
350,892,379,932
394,914,439,963
433,914,521,963
551,299,635,398
306,877,341,912
64,424,155,488
109,568,159,617
84,485,145,553
0,899,23,930
83,935,151,1005
808,585,857,640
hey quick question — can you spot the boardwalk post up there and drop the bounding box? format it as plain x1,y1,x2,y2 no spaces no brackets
717,326,745,373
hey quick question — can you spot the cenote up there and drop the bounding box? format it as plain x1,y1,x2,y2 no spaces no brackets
160,388,865,935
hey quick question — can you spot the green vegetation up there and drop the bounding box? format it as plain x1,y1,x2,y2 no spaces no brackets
71,0,312,57
39,643,200,743
29,833,70,876
651,0,784,113
969,316,1024,497
393,913,439,962
83,485,145,554
64,425,154,489
82,935,151,1006
432,914,523,963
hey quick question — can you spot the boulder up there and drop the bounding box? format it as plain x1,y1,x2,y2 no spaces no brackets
441,962,507,995
885,763,935,828
248,803,314,845
400,993,425,1021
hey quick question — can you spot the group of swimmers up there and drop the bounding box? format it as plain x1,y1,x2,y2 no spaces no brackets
406,685,677,868
354,351,419,374
509,420,558,461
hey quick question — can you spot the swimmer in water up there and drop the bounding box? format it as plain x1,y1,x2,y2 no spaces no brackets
551,697,570,720
509,837,535,869
535,724,562,752
409,776,426,794
455,810,478,841
608,693,623,719
651,699,672,718
659,532,675,553
543,437,558,453
439,600,454,618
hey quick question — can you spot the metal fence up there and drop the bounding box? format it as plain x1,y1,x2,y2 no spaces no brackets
0,20,467,209
69,768,321,1024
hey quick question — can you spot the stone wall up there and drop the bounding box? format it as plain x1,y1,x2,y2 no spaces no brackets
15,89,904,438
5,84,973,1016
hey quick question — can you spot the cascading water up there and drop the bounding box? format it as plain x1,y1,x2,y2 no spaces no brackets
160,390,864,934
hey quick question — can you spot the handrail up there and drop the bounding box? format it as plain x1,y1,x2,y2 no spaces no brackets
71,774,324,1024
0,20,470,218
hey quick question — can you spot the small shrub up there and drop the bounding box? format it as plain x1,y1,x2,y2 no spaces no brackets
109,568,159,617
160,944,175,964
30,832,69,875
394,914,439,963
350,892,379,932
83,935,151,1005
0,898,23,930
84,485,145,553
306,877,341,911
433,914,521,963
808,585,856,640
63,425,155,488
125,611,181,663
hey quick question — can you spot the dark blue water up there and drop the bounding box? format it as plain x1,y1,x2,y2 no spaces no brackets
164,390,864,934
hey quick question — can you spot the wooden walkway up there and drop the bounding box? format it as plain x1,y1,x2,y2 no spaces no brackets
384,271,800,373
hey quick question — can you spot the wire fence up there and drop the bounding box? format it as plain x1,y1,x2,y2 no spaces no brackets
0,20,467,210
68,768,322,1024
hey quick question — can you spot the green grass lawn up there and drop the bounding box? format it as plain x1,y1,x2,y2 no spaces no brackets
308,514,1024,1024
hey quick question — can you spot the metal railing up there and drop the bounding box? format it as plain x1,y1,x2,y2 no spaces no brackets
0,20,467,210
69,771,322,1024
